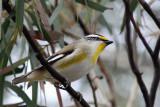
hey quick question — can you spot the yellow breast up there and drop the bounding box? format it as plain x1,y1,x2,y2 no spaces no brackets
92,43,106,64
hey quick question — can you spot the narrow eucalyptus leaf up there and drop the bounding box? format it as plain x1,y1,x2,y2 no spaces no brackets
32,82,38,105
30,47,39,105
120,0,138,33
4,81,36,107
99,15,112,34
130,0,138,12
4,64,25,76
16,0,24,33
120,15,126,33
76,0,108,12
0,76,4,106
49,0,64,25
2,18,10,35
0,56,28,75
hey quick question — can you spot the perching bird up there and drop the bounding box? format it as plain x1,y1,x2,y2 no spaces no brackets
12,34,113,84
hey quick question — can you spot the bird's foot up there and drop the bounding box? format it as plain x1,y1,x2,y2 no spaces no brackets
76,92,83,102
54,80,71,90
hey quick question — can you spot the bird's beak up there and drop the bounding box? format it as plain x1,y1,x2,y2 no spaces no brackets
105,40,113,45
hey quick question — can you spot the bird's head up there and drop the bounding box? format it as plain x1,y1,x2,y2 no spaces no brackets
85,34,113,46
84,34,113,63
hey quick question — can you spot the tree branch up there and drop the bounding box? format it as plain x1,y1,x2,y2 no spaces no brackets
138,0,160,29
129,15,154,57
123,1,150,107
149,63,160,107
87,74,98,107
56,88,64,107
98,59,116,107
3,0,89,106
137,1,160,106
67,1,90,35
154,36,160,59
123,2,154,58
33,0,55,53
149,36,160,107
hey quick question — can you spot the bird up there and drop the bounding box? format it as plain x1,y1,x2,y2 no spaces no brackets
12,34,113,84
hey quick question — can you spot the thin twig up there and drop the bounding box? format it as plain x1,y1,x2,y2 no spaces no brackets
154,36,160,59
137,1,160,106
56,88,64,107
123,1,150,107
62,29,81,40
126,79,138,107
149,63,160,107
3,0,90,106
127,7,154,58
34,0,55,53
87,74,98,107
126,5,160,104
34,0,51,32
97,58,116,107
138,0,160,29
66,1,90,35
73,98,82,107
149,37,160,107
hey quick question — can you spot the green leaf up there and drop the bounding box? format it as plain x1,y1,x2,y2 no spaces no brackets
120,0,138,33
8,54,28,69
99,15,112,34
41,27,51,42
2,57,28,75
0,76,4,106
76,0,108,12
27,9,51,43
32,82,38,105
4,81,35,107
2,17,10,35
15,0,24,33
0,26,20,105
120,16,126,33
29,47,39,105
0,29,19,66
0,30,20,105
0,0,1,40
26,11,38,26
0,47,10,106
130,0,138,12
3,64,25,76
0,21,13,51
49,0,64,25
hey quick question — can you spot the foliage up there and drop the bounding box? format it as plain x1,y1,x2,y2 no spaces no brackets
1,0,160,107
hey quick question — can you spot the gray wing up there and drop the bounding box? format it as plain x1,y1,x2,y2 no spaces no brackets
36,44,75,70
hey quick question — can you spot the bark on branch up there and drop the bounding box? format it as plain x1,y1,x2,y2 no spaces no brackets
123,1,150,107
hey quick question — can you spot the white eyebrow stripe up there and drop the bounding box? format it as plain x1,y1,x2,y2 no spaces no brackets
86,34,100,38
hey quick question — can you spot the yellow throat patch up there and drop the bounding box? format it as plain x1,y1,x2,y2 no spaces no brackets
92,43,106,64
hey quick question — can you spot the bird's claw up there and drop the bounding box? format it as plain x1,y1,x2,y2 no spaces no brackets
54,80,71,90
76,92,83,102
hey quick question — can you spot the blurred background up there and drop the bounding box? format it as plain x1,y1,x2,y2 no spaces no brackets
1,0,160,107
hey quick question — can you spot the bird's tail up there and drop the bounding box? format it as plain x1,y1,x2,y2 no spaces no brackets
12,75,28,84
